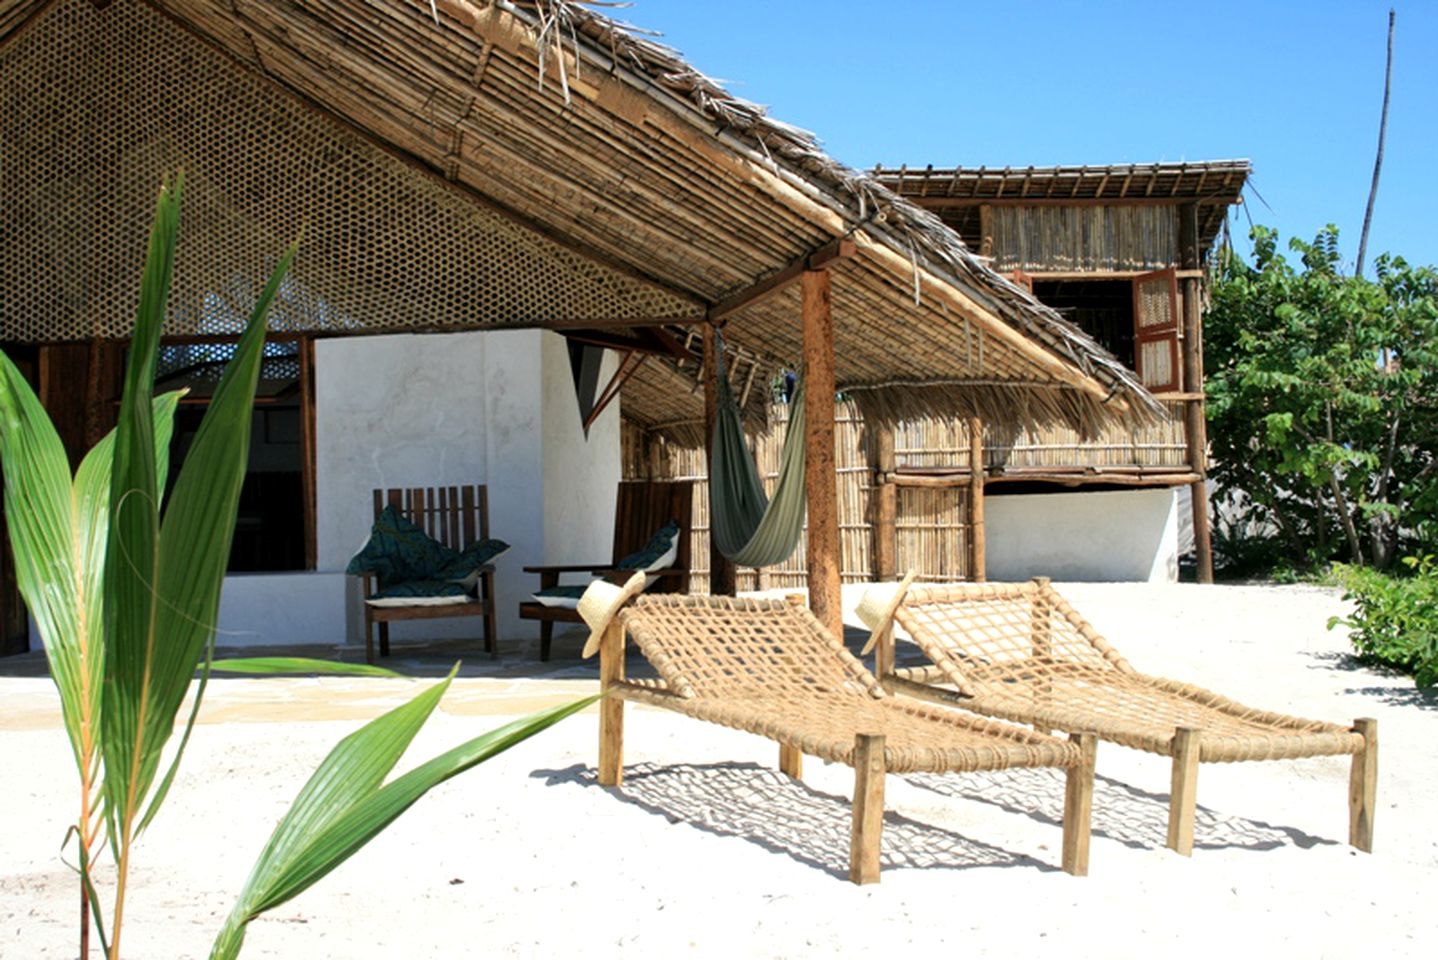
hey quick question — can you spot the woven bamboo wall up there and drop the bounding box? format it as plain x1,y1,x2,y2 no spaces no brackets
625,402,988,589
623,399,1191,589
991,205,1178,273
895,400,1189,470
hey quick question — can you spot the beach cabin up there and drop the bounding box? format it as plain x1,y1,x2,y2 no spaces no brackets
874,162,1250,584
0,0,1158,654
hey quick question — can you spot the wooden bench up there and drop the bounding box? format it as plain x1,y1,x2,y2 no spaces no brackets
519,480,693,660
352,485,499,663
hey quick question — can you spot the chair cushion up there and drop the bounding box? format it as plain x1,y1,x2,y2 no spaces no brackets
346,506,453,587
365,579,471,607
437,538,511,589
530,585,588,609
616,520,681,572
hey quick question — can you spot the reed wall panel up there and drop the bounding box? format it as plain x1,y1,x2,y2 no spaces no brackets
624,398,1192,589
991,205,1178,273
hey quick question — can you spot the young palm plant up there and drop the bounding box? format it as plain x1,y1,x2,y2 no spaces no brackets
0,178,596,959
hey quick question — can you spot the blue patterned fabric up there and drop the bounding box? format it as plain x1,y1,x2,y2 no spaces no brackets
436,538,510,585
347,507,509,595
617,520,680,571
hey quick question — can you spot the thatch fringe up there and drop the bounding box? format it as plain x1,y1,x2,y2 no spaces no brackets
499,1,1163,421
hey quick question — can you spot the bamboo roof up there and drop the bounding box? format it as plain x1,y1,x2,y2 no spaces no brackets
0,0,1163,439
873,161,1251,263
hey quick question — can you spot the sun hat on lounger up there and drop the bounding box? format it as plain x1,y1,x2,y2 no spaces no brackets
855,571,916,656
578,570,648,658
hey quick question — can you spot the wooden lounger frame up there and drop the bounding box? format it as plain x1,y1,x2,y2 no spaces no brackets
873,578,1378,855
591,593,1097,883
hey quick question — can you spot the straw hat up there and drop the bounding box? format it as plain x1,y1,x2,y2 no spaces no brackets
579,570,649,659
856,571,916,656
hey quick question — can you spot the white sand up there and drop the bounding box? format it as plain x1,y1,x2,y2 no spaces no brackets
3,582,1435,958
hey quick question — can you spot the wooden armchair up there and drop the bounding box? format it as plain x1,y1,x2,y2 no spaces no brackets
519,480,693,660
352,485,499,663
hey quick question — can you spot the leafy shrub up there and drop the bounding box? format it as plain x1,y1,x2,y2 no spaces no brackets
1329,555,1438,686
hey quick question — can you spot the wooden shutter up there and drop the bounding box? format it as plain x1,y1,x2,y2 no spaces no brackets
1132,268,1181,392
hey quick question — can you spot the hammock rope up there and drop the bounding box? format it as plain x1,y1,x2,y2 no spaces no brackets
709,335,807,568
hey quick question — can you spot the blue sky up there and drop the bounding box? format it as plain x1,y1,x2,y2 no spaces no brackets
617,1,1436,270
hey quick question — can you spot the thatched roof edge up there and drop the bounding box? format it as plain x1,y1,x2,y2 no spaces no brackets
496,0,1163,421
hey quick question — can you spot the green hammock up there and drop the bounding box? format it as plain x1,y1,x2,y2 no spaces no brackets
710,339,807,568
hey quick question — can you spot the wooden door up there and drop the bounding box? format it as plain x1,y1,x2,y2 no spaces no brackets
1132,268,1181,392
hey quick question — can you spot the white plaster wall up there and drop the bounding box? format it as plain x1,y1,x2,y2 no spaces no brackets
984,488,1179,583
214,572,349,648
542,333,620,576
308,329,618,646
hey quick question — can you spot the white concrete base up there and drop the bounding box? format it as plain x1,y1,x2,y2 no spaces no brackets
984,487,1179,583
214,571,349,648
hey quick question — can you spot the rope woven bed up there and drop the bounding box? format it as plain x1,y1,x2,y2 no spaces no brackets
585,591,1097,883
869,578,1378,855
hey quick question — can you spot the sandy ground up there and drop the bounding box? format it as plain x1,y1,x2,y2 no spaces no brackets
2,582,1435,959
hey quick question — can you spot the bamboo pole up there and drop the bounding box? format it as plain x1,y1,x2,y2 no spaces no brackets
703,324,737,597
803,270,842,641
968,417,986,581
872,421,897,581
1179,204,1214,583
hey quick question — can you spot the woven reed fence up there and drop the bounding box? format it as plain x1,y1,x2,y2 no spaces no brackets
624,400,1191,591
895,400,1189,470
990,205,1178,274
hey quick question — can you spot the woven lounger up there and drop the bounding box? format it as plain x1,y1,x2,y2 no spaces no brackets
583,590,1097,884
866,578,1377,856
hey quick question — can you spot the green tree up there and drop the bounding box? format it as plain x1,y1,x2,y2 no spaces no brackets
1206,225,1438,571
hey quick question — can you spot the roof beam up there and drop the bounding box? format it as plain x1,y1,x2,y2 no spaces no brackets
899,196,1238,210
707,237,856,324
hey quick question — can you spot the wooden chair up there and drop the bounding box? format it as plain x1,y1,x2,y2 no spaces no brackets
519,480,693,661
351,485,499,663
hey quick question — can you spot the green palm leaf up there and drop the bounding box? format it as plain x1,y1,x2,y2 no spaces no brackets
211,679,599,960
210,658,405,678
102,176,298,848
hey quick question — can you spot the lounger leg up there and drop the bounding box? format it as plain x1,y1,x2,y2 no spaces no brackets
364,610,375,665
1349,717,1378,852
1062,732,1097,876
378,621,390,658
1167,726,1201,856
598,621,625,787
849,733,885,885
779,743,803,780
539,621,553,662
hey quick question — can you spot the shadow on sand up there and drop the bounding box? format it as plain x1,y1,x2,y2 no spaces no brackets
535,761,1054,880
902,766,1333,853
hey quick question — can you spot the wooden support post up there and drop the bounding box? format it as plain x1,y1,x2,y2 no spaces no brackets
1179,204,1214,584
967,417,986,582
871,421,897,582
597,621,626,787
874,623,895,681
1167,726,1202,855
1062,732,1097,876
298,337,318,572
978,203,994,260
849,733,886,885
779,743,804,780
1349,717,1378,852
703,324,737,597
803,269,842,641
